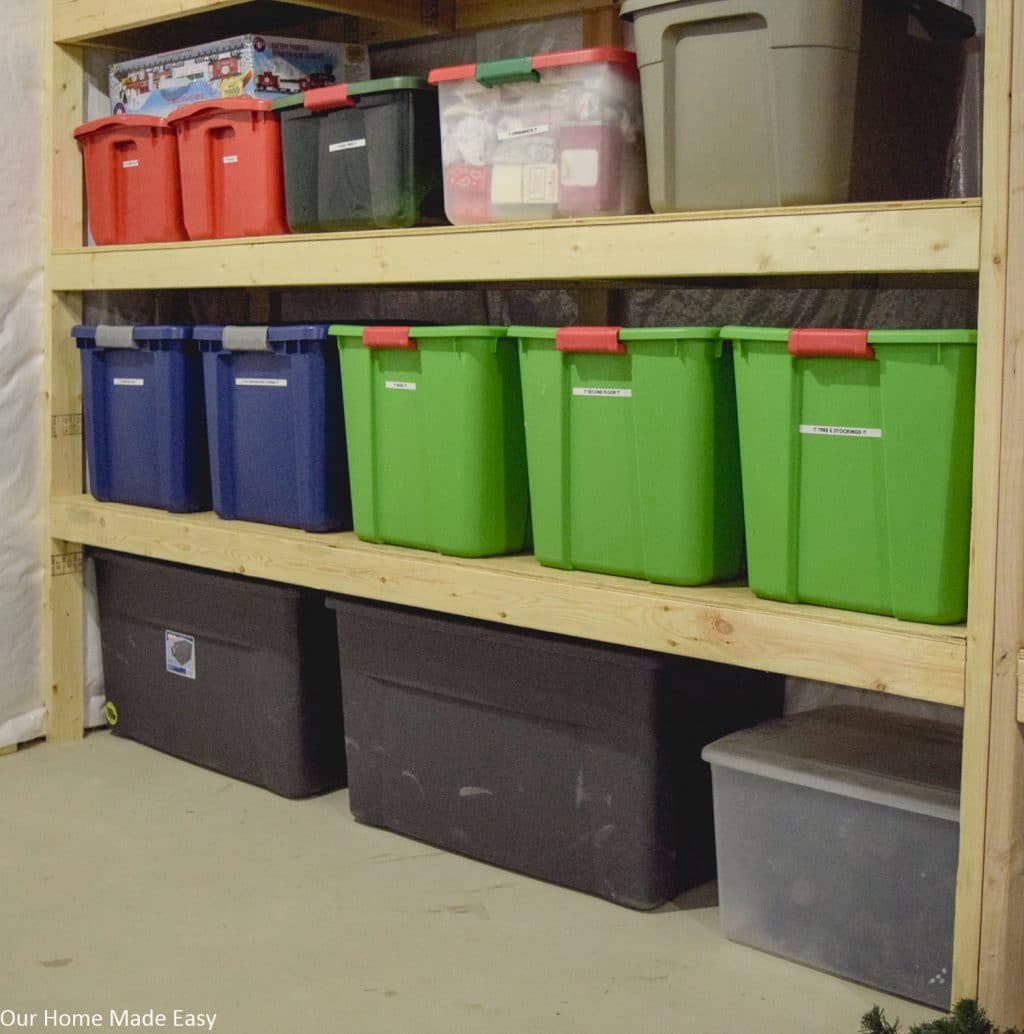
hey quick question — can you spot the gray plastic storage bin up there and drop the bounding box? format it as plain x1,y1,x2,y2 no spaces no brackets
621,0,974,211
702,706,961,1008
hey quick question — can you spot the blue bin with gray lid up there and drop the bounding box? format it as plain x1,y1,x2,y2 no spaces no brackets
72,324,210,512
195,324,350,532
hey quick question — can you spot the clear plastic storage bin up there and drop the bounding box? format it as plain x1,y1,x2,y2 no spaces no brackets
428,48,647,224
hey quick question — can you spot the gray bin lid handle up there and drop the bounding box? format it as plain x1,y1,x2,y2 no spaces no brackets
95,325,137,350
222,326,272,351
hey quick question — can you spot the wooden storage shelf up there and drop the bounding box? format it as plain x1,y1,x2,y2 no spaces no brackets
50,494,969,706
42,0,1024,1023
51,200,982,290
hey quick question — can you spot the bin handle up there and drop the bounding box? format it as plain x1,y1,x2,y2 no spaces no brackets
363,326,416,350
304,84,356,112
556,327,626,355
95,325,137,350
788,329,875,360
475,57,541,88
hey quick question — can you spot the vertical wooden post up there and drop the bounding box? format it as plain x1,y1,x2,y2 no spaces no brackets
955,0,1022,1019
42,34,86,744
581,4,625,48
973,1,1024,1024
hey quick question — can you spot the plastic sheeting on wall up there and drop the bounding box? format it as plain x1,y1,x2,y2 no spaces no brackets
0,0,45,747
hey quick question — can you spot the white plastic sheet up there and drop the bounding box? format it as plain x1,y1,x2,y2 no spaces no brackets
0,0,45,747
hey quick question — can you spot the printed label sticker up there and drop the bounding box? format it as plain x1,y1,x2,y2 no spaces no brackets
235,378,288,387
113,378,145,386
572,387,633,398
497,124,550,142
121,159,140,169
329,139,367,152
799,424,882,439
385,380,417,391
165,631,196,680
222,155,239,164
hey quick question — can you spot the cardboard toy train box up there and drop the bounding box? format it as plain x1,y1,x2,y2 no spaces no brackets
109,35,371,117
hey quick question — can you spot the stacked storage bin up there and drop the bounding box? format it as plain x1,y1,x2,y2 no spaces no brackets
74,116,188,244
429,48,648,224
328,595,784,908
621,0,975,210
511,325,742,585
72,324,210,513
725,326,977,623
274,78,443,231
330,325,528,556
703,707,961,1008
94,549,346,799
196,325,351,532
166,98,291,239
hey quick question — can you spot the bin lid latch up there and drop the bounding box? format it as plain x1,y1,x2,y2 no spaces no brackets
304,84,356,112
556,327,626,355
222,326,272,352
95,325,137,350
363,326,416,350
788,329,875,360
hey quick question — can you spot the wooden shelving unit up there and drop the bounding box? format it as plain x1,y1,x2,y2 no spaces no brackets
40,0,1024,1025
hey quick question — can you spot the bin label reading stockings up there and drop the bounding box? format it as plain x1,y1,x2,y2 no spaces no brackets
165,630,196,680
799,424,882,439
573,387,633,398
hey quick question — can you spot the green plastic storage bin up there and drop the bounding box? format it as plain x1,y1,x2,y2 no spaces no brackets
511,325,744,585
330,324,529,557
724,326,977,623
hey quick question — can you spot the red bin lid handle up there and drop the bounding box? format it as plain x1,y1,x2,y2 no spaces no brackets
789,329,875,360
555,327,626,354
363,326,416,349
304,84,355,112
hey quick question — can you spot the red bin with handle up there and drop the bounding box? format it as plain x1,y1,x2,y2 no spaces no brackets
166,98,290,240
74,115,188,245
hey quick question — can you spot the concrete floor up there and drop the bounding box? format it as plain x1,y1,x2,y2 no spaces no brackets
1,733,942,1034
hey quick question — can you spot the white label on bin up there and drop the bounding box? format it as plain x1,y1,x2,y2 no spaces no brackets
235,378,288,387
799,424,882,439
560,149,599,188
165,630,196,680
572,387,632,398
222,154,239,164
121,159,140,169
497,124,550,141
329,138,366,152
113,378,145,386
385,380,417,391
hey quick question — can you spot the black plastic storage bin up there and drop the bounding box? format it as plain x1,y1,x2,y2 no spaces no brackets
327,596,783,909
274,77,443,232
94,549,346,798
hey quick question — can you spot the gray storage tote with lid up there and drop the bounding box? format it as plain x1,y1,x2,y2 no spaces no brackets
702,705,961,1008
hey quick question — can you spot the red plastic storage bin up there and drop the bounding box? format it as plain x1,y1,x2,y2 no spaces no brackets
166,98,290,240
74,115,187,245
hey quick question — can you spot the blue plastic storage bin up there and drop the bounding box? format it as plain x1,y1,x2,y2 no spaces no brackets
72,324,210,513
195,325,351,532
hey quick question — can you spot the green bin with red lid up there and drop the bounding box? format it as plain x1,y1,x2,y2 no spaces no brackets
723,326,977,623
166,97,290,239
510,325,743,586
329,324,529,557
272,77,443,232
428,48,648,224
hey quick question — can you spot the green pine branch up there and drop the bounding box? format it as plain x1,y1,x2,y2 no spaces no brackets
861,999,1024,1034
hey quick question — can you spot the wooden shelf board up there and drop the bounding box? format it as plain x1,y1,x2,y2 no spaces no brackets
51,495,967,706
53,0,429,44
51,200,982,291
